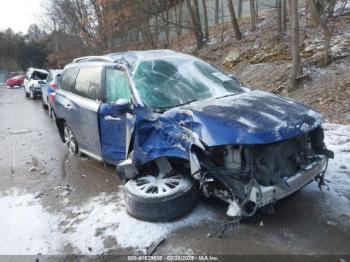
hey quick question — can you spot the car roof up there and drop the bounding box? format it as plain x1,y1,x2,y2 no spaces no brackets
12,75,25,79
49,69,63,75
68,50,195,70
28,68,49,74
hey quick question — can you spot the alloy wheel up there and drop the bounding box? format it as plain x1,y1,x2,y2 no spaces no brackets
64,126,77,154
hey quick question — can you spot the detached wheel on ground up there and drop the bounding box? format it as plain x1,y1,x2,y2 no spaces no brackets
124,171,198,222
63,124,78,155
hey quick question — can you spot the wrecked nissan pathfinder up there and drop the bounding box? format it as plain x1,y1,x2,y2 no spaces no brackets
53,50,334,222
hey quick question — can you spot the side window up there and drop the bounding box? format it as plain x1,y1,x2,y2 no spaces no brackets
60,68,79,92
74,67,102,101
105,69,131,103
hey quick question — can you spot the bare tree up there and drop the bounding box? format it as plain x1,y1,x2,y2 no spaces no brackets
238,0,243,17
282,0,287,32
186,0,204,49
215,0,219,24
250,0,257,31
202,0,209,42
289,0,301,91
277,0,282,38
307,0,336,65
227,0,241,40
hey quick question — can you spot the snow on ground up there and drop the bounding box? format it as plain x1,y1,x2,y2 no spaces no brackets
0,189,217,255
0,189,62,254
0,123,349,255
320,123,350,223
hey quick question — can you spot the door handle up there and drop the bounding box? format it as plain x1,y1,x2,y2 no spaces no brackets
104,115,121,121
65,103,71,109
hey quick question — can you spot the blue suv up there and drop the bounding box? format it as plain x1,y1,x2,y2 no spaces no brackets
54,50,333,222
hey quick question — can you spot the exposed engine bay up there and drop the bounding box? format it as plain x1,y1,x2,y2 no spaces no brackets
193,126,334,218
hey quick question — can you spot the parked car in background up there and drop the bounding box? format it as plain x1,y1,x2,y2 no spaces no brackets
41,69,63,119
6,75,25,88
53,50,333,222
23,68,48,99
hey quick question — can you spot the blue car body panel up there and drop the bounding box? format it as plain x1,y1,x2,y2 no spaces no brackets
130,91,323,165
99,103,129,164
132,107,195,165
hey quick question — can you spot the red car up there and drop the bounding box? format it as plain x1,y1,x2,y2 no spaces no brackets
6,75,25,88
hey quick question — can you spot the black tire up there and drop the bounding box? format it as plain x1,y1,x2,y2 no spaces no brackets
124,172,198,222
42,98,48,110
30,87,37,100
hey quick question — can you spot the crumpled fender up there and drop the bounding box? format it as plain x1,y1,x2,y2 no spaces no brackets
132,107,204,166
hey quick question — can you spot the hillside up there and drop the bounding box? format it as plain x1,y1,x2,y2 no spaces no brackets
176,5,350,124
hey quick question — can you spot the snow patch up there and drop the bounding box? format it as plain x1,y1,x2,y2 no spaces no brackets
319,123,350,224
237,116,257,129
260,111,287,126
0,189,62,255
0,189,217,255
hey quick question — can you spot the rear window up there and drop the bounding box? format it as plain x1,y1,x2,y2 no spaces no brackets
74,67,102,101
60,68,79,92
31,71,47,80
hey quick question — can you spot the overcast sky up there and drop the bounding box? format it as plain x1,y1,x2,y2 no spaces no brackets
0,0,43,33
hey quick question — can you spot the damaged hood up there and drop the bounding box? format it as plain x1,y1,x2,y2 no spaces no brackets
164,91,323,146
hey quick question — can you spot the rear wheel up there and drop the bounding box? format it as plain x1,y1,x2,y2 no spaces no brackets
29,87,37,100
63,124,78,155
42,97,48,110
124,170,198,222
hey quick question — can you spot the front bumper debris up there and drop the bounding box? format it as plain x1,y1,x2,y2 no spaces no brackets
249,155,328,207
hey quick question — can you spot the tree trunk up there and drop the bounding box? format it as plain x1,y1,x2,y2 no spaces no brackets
176,0,183,49
307,0,332,65
277,0,282,39
289,0,301,91
186,0,204,49
215,0,219,24
165,8,170,47
220,0,224,41
202,0,209,42
250,0,256,31
238,0,243,17
282,0,287,32
227,0,241,40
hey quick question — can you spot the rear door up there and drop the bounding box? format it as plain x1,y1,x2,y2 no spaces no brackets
54,67,79,125
69,66,103,157
99,67,134,164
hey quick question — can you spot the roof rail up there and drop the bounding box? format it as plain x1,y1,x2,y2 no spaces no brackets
72,56,114,63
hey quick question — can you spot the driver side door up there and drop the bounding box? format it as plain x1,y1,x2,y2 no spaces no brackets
99,67,134,165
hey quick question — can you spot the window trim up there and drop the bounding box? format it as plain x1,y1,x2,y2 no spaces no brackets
59,67,79,93
72,66,103,101
102,65,135,105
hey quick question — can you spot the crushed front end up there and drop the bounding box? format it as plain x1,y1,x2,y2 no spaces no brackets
192,126,334,218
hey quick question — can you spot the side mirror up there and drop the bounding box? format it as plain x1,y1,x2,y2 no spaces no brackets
115,98,133,111
116,98,130,106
